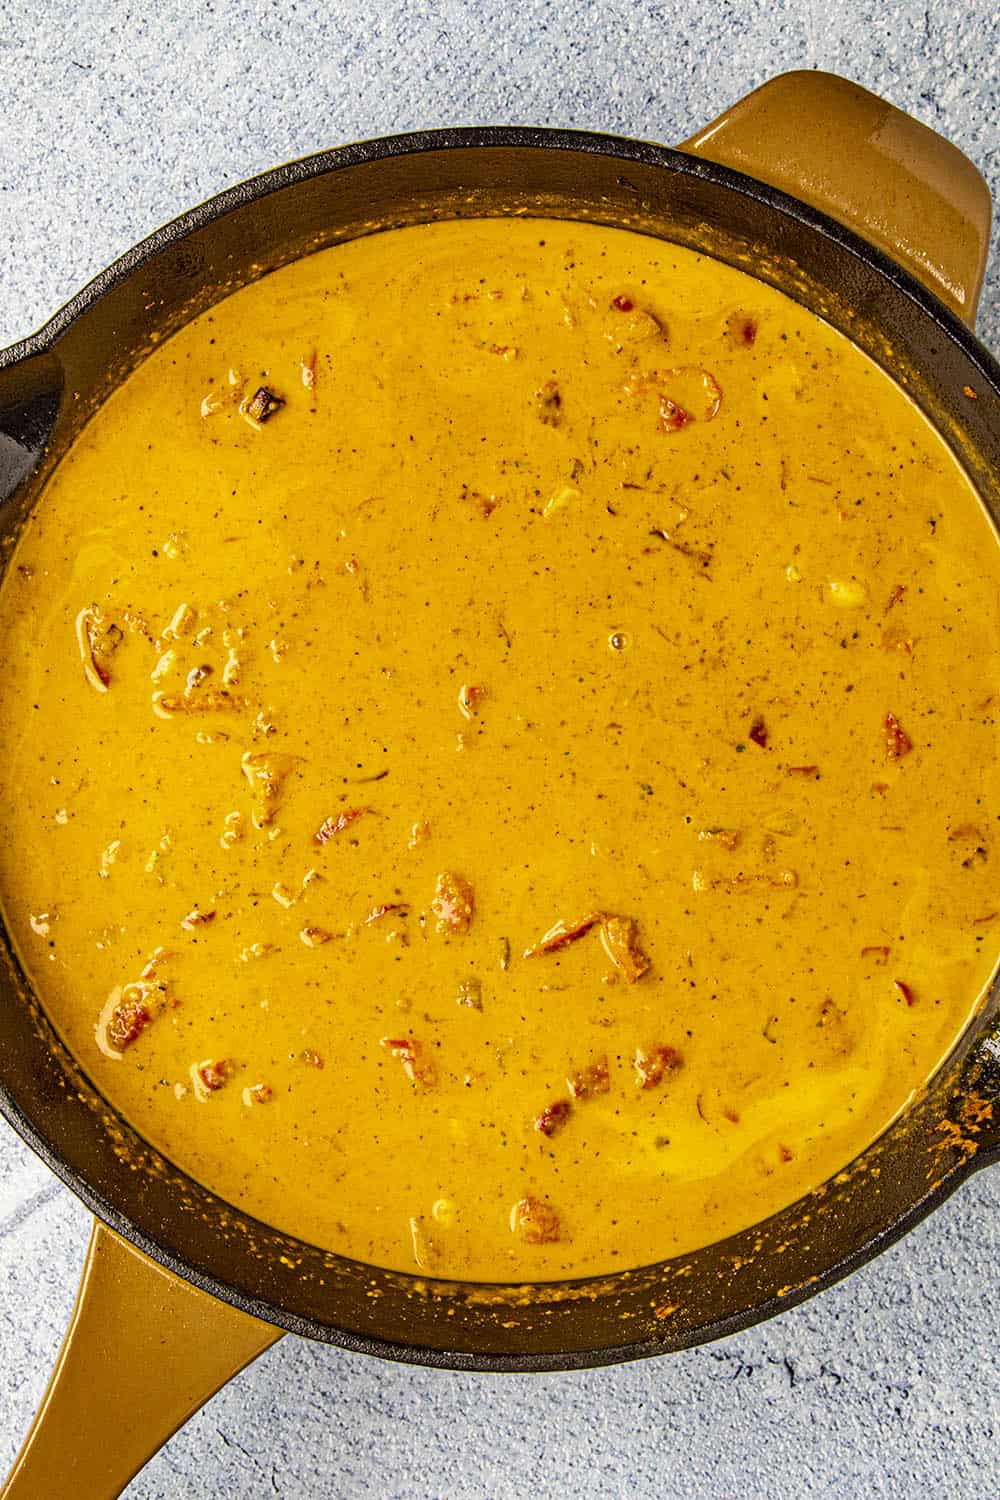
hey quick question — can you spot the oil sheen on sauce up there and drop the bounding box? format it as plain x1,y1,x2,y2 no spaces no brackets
0,219,996,1280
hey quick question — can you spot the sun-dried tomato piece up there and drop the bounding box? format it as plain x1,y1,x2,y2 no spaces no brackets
885,713,913,760
893,979,916,1007
510,1195,561,1245
242,386,285,424
242,1081,272,1105
634,1044,683,1089
193,1058,234,1097
103,988,153,1052
566,1056,610,1100
599,915,650,983
381,1035,438,1087
748,716,768,748
315,807,370,844
534,1098,572,1136
523,912,603,958
431,871,475,935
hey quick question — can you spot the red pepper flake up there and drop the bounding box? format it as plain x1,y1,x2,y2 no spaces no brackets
778,1143,794,1163
893,979,916,1007
510,1195,562,1244
534,1098,572,1137
611,294,634,312
599,915,651,983
380,1035,438,1087
886,583,907,610
885,712,913,760
300,1048,325,1069
657,395,694,433
748,716,768,748
566,1056,610,1100
726,312,758,346
301,350,319,390
431,871,475,935
365,902,409,925
722,1106,741,1124
180,908,216,931
786,765,820,779
315,807,370,844
523,912,603,958
861,945,890,964
634,1044,683,1089
871,781,890,797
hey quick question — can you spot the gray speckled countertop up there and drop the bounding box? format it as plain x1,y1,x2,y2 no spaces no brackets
0,3,998,1496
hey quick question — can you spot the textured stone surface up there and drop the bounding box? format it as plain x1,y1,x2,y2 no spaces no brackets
0,2,997,1496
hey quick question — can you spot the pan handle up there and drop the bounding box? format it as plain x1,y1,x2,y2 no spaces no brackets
680,70,992,327
1,1220,281,1500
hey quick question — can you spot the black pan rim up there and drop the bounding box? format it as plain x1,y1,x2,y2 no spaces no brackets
2,125,999,397
0,123,997,1372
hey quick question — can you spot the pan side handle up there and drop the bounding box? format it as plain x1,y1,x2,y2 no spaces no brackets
679,71,992,327
1,1220,281,1500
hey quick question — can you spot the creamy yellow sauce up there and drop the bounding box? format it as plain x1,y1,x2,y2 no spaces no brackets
0,219,996,1280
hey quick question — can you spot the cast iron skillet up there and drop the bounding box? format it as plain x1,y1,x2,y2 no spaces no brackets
0,71,997,1500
